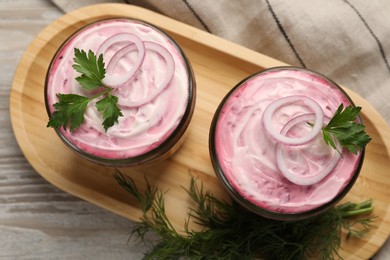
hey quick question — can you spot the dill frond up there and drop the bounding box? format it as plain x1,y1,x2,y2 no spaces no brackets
114,170,375,260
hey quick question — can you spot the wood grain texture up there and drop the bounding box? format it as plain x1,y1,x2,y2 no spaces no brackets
1,1,152,259
8,3,390,259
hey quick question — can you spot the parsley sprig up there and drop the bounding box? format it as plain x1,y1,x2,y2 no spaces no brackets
47,48,123,132
114,170,374,260
322,104,371,154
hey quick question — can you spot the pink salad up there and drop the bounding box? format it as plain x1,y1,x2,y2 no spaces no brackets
213,68,362,214
46,19,192,160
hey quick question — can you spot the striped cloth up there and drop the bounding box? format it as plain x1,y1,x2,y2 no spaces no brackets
52,0,390,126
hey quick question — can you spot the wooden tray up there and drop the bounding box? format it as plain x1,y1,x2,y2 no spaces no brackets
10,3,390,259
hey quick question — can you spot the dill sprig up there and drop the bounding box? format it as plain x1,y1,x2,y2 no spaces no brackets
114,170,374,260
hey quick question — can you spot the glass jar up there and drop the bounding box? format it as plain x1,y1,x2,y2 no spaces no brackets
45,18,196,167
209,67,364,220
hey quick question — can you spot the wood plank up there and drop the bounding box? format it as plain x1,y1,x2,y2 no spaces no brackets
1,1,152,259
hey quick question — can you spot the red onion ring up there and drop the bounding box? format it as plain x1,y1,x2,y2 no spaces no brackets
97,33,145,87
263,96,324,146
105,43,140,76
276,114,341,186
117,41,175,108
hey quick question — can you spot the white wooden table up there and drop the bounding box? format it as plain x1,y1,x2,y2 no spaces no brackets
0,1,149,259
1,0,388,259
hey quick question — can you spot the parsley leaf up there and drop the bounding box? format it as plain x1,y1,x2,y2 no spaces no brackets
47,48,123,131
72,49,106,90
322,104,371,154
96,95,123,131
47,93,90,131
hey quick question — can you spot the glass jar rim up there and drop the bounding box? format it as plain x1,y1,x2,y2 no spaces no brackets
209,66,365,220
44,18,196,167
